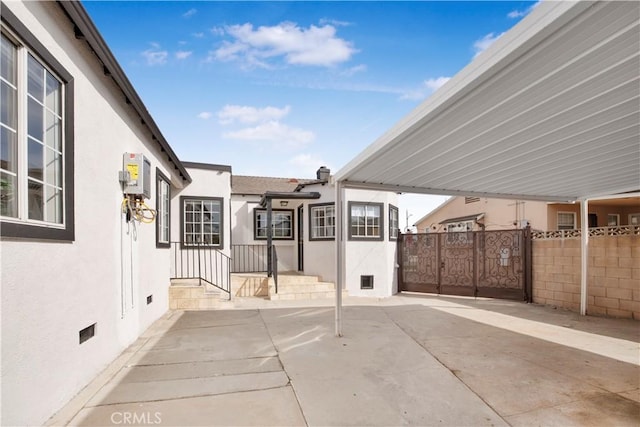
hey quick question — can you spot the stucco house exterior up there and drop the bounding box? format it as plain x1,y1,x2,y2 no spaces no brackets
0,3,399,424
179,164,399,297
1,2,190,425
415,196,639,233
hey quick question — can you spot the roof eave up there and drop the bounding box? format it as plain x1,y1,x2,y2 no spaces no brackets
57,1,192,184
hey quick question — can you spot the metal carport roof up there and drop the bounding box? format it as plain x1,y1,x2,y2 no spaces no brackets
335,0,639,202
332,0,639,336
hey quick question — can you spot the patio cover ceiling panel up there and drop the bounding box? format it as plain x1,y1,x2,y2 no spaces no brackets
335,1,640,202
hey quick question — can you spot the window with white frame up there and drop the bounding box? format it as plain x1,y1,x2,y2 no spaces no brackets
309,203,335,240
254,209,293,239
629,213,640,226
156,170,170,247
557,212,576,230
607,214,620,227
389,204,399,240
1,24,73,240
349,202,383,240
181,197,222,247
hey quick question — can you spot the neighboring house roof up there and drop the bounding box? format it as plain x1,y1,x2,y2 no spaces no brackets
413,196,454,227
57,1,191,183
231,176,312,195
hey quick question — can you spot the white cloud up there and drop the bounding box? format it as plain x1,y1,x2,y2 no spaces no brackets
141,45,168,66
182,9,198,18
211,26,225,36
319,18,351,27
424,76,450,91
183,8,197,18
508,1,541,19
399,89,427,101
341,64,367,77
175,50,192,60
397,76,451,101
473,32,504,58
289,154,329,176
192,32,205,38
197,112,212,120
222,121,314,148
218,105,291,125
212,22,357,68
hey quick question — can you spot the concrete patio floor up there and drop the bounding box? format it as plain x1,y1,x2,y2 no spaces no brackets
50,294,640,426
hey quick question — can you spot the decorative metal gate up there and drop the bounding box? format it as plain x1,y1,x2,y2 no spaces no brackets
398,229,532,301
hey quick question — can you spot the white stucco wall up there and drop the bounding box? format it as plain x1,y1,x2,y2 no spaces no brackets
230,195,261,245
300,184,398,296
230,194,297,271
171,166,232,258
1,3,181,425
343,188,399,297
301,183,336,282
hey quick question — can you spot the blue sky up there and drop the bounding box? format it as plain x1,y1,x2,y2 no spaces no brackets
83,0,539,226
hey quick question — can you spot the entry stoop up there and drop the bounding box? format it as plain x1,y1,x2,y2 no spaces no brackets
169,279,231,310
268,273,346,301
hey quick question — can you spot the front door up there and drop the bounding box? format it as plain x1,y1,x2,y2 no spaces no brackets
298,205,304,271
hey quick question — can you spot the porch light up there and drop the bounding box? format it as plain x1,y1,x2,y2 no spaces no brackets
280,201,288,207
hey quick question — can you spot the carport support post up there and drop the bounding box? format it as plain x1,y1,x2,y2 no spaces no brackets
267,198,273,278
580,199,589,315
335,180,344,337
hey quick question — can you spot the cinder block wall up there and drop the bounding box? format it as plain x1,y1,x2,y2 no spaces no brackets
532,235,640,319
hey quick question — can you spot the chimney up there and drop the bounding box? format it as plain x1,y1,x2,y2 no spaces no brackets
316,166,330,180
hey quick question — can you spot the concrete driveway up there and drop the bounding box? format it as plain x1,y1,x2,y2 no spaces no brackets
51,294,639,426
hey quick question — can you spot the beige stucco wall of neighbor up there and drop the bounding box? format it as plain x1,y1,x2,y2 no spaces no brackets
415,197,549,232
532,235,640,319
547,203,640,229
1,2,181,425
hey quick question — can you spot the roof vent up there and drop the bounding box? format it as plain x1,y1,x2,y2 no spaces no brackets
317,166,330,180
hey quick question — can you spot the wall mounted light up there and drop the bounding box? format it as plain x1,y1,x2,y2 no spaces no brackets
280,201,288,207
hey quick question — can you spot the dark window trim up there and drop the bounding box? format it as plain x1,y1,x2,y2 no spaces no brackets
180,196,224,250
348,201,384,242
360,275,374,290
389,204,399,241
308,202,335,241
1,9,75,241
253,208,295,241
155,168,170,248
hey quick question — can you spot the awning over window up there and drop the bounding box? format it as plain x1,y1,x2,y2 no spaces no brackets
439,213,485,225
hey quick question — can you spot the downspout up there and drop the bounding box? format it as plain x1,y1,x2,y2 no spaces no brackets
580,199,589,315
335,180,344,337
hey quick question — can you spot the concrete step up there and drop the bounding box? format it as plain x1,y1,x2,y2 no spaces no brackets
169,286,231,310
275,274,322,285
170,278,201,287
231,274,269,297
273,282,336,294
268,290,348,301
